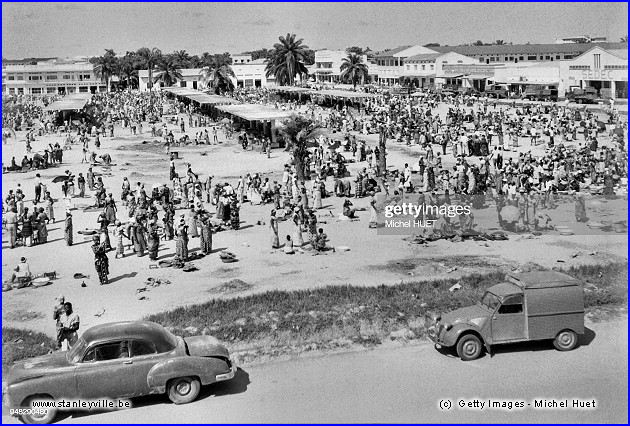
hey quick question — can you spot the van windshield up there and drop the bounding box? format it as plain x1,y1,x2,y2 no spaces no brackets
480,292,500,311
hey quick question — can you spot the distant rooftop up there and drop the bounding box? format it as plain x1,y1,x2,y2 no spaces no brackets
432,42,628,56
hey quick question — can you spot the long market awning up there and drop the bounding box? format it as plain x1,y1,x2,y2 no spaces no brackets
271,86,312,93
163,87,239,105
43,94,91,112
312,89,377,99
215,104,295,121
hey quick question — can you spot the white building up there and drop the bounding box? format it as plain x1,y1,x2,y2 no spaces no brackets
373,45,439,85
312,49,371,83
559,46,628,99
2,60,106,95
403,51,478,88
139,54,271,91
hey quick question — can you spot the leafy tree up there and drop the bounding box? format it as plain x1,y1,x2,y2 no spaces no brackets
242,48,274,60
424,43,441,47
154,56,183,87
136,47,163,91
346,46,365,55
173,49,191,68
199,56,236,94
473,40,484,46
278,114,321,183
266,33,310,85
91,49,118,92
117,52,139,89
495,40,505,45
340,52,369,89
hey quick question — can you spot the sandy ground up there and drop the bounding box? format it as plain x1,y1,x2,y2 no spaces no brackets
2,101,628,339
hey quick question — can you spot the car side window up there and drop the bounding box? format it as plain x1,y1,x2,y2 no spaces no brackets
131,340,157,357
83,341,129,362
498,295,523,315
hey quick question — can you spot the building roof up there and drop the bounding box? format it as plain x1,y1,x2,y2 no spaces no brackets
607,49,628,60
405,53,442,62
433,42,628,56
162,87,239,105
215,104,295,121
373,46,413,58
43,93,92,112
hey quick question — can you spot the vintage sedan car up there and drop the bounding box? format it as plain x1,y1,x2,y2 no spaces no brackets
4,321,236,424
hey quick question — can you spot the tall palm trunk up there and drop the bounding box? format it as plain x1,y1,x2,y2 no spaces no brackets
378,124,387,178
293,141,307,183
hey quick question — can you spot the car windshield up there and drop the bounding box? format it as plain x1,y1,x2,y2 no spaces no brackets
480,292,501,311
67,338,87,363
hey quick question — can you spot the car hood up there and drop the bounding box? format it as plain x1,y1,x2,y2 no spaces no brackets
442,305,490,327
7,351,73,385
184,335,229,358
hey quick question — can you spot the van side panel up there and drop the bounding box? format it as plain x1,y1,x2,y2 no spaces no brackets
525,285,585,340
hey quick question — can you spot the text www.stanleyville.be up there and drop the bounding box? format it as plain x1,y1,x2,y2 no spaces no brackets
32,398,132,410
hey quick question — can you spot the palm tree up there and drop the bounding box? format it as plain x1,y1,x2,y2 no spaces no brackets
621,35,628,43
278,115,321,183
117,53,139,89
495,40,505,45
154,57,183,87
340,52,369,89
136,47,163,91
265,33,310,86
91,49,118,92
173,50,191,68
199,56,236,94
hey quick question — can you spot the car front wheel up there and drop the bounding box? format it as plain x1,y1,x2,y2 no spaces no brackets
456,334,483,361
21,396,57,424
553,330,578,351
168,376,201,404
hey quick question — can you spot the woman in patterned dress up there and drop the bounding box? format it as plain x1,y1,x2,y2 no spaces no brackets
307,210,318,247
312,178,322,209
146,219,159,260
270,210,280,249
188,207,199,238
44,192,55,223
199,214,213,255
64,211,73,245
230,196,240,230
134,218,147,257
91,235,109,285
292,208,304,246
175,218,189,262
114,220,126,258
104,193,117,222
97,212,111,251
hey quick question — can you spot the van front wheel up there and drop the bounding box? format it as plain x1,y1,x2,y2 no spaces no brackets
456,334,483,361
553,330,578,351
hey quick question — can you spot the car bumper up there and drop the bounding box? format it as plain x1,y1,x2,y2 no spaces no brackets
216,364,236,382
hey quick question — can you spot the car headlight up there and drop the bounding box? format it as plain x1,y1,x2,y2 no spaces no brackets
443,322,453,331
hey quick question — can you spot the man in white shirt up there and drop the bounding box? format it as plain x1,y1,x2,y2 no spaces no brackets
10,257,32,283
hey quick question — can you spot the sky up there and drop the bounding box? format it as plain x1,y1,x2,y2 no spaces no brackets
2,2,628,59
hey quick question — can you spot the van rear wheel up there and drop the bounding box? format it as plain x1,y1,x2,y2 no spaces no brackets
553,330,578,351
456,334,483,361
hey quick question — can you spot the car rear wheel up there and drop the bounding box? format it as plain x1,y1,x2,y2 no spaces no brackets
168,376,201,404
456,334,483,361
553,330,578,351
21,396,57,424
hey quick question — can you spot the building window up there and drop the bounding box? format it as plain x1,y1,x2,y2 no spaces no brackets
422,65,425,70
457,60,463,64
540,56,544,60
564,55,574,60
509,57,514,61
63,75,71,80
31,88,42,94
414,64,417,70
83,74,91,79
569,65,590,70
406,65,410,70
79,86,88,93
46,87,56,94
67,87,76,93
46,75,58,80
17,88,24,95
8,88,15,94
8,76,15,80
478,57,484,63
528,55,537,60
504,57,508,61
593,54,601,69
545,56,550,60
519,56,524,61
430,64,434,70
604,65,628,70
556,55,560,59
16,74,24,80
489,57,495,62
29,75,41,81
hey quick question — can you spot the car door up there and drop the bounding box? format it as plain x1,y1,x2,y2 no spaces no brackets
129,339,167,394
74,340,140,399
491,295,527,342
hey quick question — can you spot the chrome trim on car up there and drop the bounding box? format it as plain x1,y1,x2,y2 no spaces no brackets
216,365,236,382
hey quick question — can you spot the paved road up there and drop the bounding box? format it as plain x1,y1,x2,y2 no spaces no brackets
3,318,627,423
